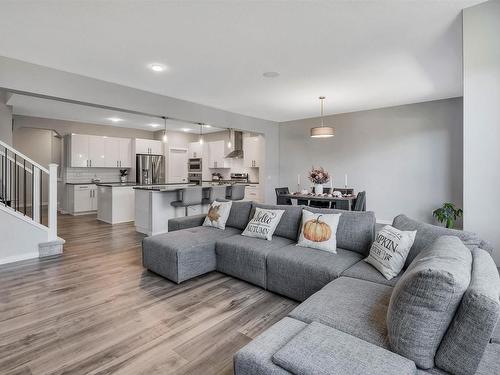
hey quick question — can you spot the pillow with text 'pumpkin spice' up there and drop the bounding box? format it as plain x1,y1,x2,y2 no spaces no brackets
297,210,341,253
203,200,233,230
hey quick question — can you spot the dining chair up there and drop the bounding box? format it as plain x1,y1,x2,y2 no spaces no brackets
275,187,292,205
309,187,331,208
353,191,366,211
331,187,355,209
171,187,203,216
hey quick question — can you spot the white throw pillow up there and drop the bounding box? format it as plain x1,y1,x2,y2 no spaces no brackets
297,210,341,253
365,225,417,280
242,207,285,241
203,200,232,230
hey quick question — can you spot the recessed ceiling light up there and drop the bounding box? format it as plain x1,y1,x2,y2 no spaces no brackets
204,124,212,128
181,128,191,132
263,71,280,78
149,63,167,72
149,123,160,128
108,117,123,123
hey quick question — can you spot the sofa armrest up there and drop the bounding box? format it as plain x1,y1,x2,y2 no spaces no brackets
272,322,416,375
168,214,206,232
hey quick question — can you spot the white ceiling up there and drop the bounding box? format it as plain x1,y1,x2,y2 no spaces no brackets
7,94,224,133
0,0,484,122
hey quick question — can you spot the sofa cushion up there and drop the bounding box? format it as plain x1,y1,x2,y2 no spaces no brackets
392,214,492,267
227,200,253,230
234,317,306,375
272,322,417,375
216,235,294,288
142,226,241,283
305,207,376,255
342,260,402,287
387,235,472,369
267,245,363,301
435,248,500,375
289,276,393,348
252,204,303,241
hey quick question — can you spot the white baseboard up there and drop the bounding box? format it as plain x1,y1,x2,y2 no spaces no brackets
0,252,39,265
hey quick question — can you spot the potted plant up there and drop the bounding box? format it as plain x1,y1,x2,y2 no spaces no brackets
119,169,128,183
432,203,463,229
308,166,330,194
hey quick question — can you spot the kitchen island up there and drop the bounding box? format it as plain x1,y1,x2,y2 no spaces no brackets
133,183,232,236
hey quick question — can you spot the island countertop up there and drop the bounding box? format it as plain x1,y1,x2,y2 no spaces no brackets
133,182,234,192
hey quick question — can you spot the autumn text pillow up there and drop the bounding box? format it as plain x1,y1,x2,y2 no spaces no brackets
297,210,341,253
203,200,233,230
242,207,285,241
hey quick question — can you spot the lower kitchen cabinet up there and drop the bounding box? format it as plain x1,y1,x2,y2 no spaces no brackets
66,184,98,215
244,184,261,202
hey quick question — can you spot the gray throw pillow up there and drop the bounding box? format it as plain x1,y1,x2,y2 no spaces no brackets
387,235,472,369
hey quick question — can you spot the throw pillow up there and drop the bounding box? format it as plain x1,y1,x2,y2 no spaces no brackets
365,225,416,280
242,207,285,241
297,210,341,253
203,200,232,229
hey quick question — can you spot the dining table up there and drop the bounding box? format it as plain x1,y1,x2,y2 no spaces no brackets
281,193,358,211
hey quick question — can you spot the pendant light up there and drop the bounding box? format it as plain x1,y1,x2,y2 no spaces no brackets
162,116,168,143
227,128,232,149
310,96,335,138
199,123,204,144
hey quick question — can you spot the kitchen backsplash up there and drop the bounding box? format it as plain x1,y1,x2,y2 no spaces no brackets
65,168,131,183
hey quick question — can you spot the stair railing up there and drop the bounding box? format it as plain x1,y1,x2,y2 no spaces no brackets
0,140,58,240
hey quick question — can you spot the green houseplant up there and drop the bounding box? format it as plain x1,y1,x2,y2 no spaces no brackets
433,203,463,229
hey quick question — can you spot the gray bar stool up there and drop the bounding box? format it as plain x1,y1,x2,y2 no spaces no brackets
228,184,246,201
171,187,203,216
202,186,228,205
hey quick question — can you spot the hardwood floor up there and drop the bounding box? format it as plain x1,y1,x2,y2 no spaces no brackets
0,213,298,375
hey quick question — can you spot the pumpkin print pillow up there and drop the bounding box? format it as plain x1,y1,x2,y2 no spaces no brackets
203,200,233,230
297,210,341,253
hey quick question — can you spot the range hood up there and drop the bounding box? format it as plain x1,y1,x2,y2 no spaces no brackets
225,130,244,158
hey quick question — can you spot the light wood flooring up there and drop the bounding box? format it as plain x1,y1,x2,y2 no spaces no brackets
0,213,297,375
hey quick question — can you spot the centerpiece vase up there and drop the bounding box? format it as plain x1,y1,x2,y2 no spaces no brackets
315,184,323,195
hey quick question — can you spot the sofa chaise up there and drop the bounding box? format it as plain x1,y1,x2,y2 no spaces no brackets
142,201,500,375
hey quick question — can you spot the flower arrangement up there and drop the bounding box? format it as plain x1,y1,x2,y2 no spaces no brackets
308,166,330,185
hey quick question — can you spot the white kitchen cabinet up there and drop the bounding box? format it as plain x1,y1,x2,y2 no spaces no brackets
68,184,98,214
244,184,261,202
188,141,203,158
70,134,89,167
135,138,163,155
104,137,120,167
119,138,132,167
244,136,263,168
88,135,106,167
208,140,231,168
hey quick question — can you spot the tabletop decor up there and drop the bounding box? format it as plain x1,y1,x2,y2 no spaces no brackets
308,166,330,195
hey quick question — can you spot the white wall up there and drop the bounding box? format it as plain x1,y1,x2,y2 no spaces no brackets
0,91,13,145
0,56,279,203
279,98,463,224
463,0,500,264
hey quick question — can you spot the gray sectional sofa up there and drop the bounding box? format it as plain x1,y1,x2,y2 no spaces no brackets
142,201,500,375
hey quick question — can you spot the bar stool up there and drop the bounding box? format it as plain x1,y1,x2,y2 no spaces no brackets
171,187,203,216
227,184,246,201
202,186,228,205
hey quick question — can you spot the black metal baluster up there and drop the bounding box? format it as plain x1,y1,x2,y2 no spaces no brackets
32,164,35,220
23,159,26,216
10,152,13,208
2,149,4,207
14,154,17,211
40,172,43,225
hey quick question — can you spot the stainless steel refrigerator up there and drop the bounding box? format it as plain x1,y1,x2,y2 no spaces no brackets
136,154,165,185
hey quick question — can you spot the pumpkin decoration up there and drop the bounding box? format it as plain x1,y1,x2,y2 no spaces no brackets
207,205,221,223
303,215,332,242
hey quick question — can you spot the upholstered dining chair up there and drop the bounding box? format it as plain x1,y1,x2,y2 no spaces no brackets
275,187,292,205
309,187,331,208
353,191,367,211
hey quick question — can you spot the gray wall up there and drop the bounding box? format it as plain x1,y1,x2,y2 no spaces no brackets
0,91,13,145
463,0,500,264
279,98,463,224
0,56,278,203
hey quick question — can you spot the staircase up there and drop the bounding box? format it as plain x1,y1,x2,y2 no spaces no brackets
0,139,63,265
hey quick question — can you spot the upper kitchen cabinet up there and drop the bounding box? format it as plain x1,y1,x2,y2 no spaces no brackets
135,138,163,155
188,141,203,159
104,137,132,168
68,134,132,168
208,140,231,168
70,134,89,167
244,135,263,168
